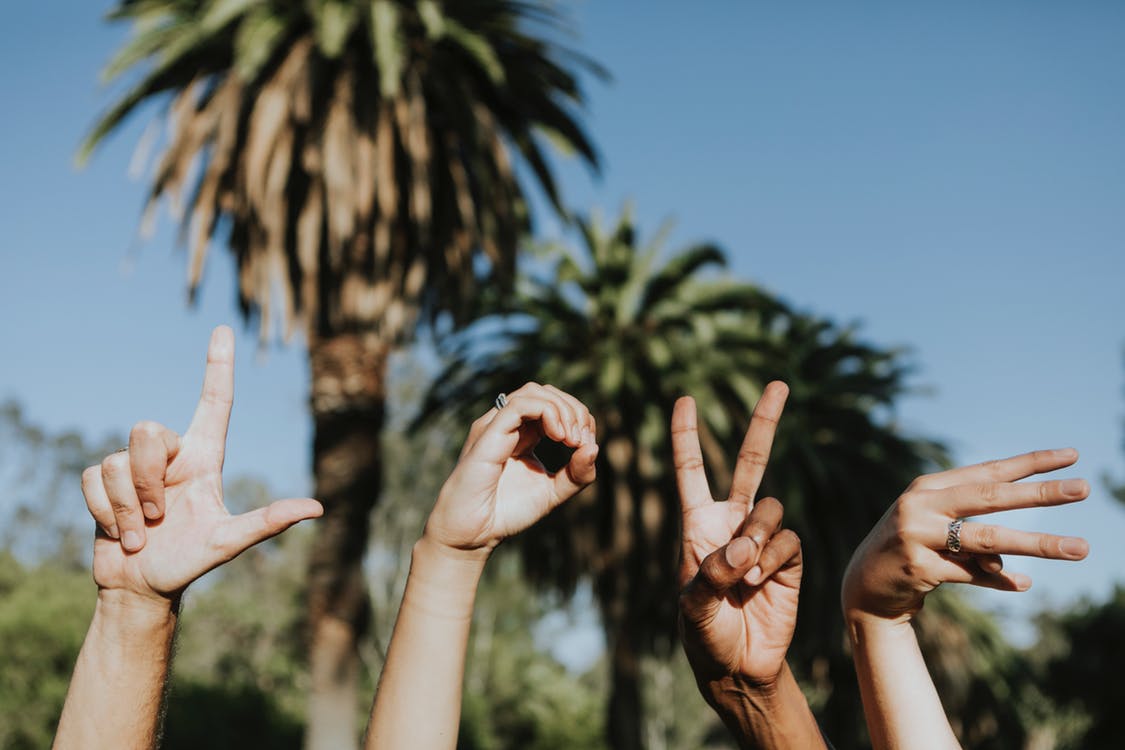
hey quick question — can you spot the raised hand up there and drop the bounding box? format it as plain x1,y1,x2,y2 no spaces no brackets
842,448,1090,624
424,382,598,557
673,382,802,684
366,383,597,750
80,326,323,602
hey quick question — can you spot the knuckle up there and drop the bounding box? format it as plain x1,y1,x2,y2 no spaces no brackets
675,457,706,472
777,529,801,549
983,459,1006,480
737,448,768,467
897,491,923,514
756,496,783,514
907,475,930,492
131,420,163,441
975,524,999,552
81,465,101,487
101,452,128,475
978,482,999,504
1038,535,1057,557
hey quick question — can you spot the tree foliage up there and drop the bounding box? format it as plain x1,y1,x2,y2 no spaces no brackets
82,0,601,343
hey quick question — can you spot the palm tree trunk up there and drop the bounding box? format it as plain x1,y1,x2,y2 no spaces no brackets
608,626,645,750
603,432,646,750
304,332,390,750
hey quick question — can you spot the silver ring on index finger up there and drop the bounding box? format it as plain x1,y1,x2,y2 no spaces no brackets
494,393,508,411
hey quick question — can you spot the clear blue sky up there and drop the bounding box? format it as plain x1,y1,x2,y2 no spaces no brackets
1,0,1123,644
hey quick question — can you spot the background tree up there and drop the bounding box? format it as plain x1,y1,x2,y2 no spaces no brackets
80,1,600,745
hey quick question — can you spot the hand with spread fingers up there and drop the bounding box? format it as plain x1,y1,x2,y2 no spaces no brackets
55,326,322,750
672,382,827,750
842,449,1091,750
367,382,597,750
80,326,323,603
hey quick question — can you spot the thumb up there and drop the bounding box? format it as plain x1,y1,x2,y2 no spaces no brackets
681,537,759,617
215,498,324,559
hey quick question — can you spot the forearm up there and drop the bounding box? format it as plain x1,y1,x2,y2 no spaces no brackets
54,591,179,750
700,662,826,750
365,536,487,750
847,615,959,750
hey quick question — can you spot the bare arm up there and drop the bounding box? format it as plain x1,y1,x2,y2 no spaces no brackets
365,383,598,750
673,384,827,749
841,449,1091,750
56,593,178,748
54,327,322,749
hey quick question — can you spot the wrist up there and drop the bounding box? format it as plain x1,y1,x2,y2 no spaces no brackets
90,590,179,659
96,588,180,623
698,661,786,707
402,536,489,619
844,608,916,647
699,662,823,750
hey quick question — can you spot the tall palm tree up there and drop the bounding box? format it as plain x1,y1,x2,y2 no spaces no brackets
80,2,599,746
421,208,959,749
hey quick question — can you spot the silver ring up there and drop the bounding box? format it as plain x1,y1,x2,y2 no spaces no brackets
946,518,964,553
494,393,508,410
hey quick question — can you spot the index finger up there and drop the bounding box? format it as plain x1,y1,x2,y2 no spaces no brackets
672,396,712,512
186,326,235,464
728,381,788,507
915,448,1078,491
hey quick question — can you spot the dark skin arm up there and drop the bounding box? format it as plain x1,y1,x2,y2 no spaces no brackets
673,382,826,749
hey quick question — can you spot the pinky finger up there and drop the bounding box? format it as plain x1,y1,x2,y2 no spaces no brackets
937,555,1030,592
975,553,1004,575
81,466,119,539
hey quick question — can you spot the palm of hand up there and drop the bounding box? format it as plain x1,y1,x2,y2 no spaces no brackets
682,502,800,679
434,447,557,551
93,444,232,599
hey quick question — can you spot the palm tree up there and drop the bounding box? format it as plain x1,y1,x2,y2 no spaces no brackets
420,208,963,749
80,2,599,746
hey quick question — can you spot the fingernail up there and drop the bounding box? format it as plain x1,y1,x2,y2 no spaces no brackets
726,537,753,567
1059,538,1089,558
1060,479,1088,498
121,530,143,552
106,524,120,540
982,558,1002,573
1056,448,1078,460
746,566,762,585
1014,574,1032,591
143,502,160,519
581,427,594,445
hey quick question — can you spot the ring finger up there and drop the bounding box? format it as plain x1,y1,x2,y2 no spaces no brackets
941,521,1088,561
101,451,146,553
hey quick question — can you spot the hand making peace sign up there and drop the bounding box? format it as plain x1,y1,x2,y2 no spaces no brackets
673,381,802,685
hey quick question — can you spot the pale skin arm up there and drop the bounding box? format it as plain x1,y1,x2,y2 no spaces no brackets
365,383,598,750
54,327,322,750
841,449,1091,750
672,382,827,749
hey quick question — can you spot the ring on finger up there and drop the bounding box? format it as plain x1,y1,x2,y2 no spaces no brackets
946,518,965,553
494,393,508,410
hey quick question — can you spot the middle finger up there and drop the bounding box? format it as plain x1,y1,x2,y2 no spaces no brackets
935,478,1089,517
